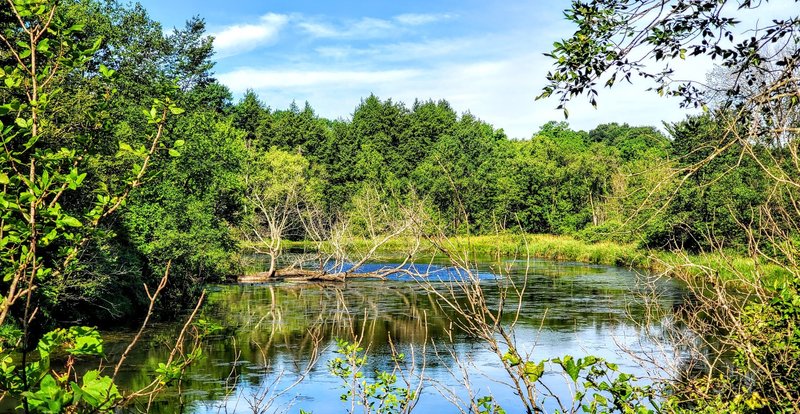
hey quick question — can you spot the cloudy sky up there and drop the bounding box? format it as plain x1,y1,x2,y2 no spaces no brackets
135,0,790,138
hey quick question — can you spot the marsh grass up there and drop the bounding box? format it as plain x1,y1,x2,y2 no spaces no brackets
248,234,790,285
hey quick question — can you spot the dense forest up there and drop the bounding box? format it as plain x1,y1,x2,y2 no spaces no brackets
1,0,799,412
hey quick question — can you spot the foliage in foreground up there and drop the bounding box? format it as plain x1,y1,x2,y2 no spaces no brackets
328,339,419,414
0,0,221,412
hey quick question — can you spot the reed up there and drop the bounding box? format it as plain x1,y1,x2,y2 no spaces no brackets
254,233,790,285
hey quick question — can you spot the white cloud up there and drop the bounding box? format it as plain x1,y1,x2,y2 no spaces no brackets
213,3,710,137
315,46,357,59
218,68,421,91
316,37,479,61
350,17,395,36
212,11,457,49
218,50,700,139
297,13,450,39
297,16,395,39
394,13,454,26
296,21,339,38
211,13,289,58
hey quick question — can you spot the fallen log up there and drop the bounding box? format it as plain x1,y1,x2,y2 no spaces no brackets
238,267,420,283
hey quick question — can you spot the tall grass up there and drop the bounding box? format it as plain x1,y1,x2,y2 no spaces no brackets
272,233,790,285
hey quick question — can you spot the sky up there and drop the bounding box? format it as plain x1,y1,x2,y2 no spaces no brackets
134,0,792,139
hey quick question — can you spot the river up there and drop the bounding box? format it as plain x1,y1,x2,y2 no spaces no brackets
106,256,685,413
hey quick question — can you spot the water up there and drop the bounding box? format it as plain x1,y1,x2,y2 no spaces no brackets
106,257,685,413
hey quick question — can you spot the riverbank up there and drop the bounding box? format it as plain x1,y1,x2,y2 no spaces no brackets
270,233,790,285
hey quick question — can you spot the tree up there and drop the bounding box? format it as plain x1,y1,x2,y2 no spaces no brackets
244,148,320,278
412,113,507,233
166,16,215,92
403,99,457,174
231,89,269,149
121,114,246,315
40,0,245,322
588,123,669,162
351,95,410,187
637,114,769,251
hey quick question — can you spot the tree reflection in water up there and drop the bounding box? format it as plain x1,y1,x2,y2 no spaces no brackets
104,257,685,413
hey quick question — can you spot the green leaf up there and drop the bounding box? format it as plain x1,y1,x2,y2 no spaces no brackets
66,24,85,34
0,173,8,185
99,64,116,78
59,216,82,228
523,361,545,382
173,139,185,147
169,149,180,157
67,327,104,356
38,329,66,359
36,38,50,53
89,37,103,54
502,350,521,367
594,394,608,406
556,355,581,382
582,356,598,367
22,374,65,413
77,370,120,409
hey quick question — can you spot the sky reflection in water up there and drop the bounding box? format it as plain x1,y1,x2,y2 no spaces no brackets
109,257,684,413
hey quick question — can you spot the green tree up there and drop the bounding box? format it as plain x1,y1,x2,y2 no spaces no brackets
244,148,321,277
231,89,269,149
44,0,245,322
121,114,246,315
539,0,799,113
413,113,508,233
403,99,457,173
588,123,669,162
351,95,411,188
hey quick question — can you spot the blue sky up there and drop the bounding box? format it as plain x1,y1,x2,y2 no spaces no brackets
135,1,790,138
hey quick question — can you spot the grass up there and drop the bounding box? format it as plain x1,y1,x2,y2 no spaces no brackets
438,234,647,266
257,233,793,286
456,234,792,285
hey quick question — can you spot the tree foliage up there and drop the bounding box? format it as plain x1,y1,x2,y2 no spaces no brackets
539,0,800,114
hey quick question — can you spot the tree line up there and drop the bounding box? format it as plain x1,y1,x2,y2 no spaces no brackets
235,92,770,251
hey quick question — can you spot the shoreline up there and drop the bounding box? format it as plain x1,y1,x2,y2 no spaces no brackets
241,234,790,285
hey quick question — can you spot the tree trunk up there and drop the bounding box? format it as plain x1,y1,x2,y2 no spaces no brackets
267,251,277,278
589,192,598,226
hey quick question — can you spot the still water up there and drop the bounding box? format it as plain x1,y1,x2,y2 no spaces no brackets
107,257,685,413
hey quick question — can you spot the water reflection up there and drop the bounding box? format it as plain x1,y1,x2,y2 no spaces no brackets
107,257,684,413
324,261,499,281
